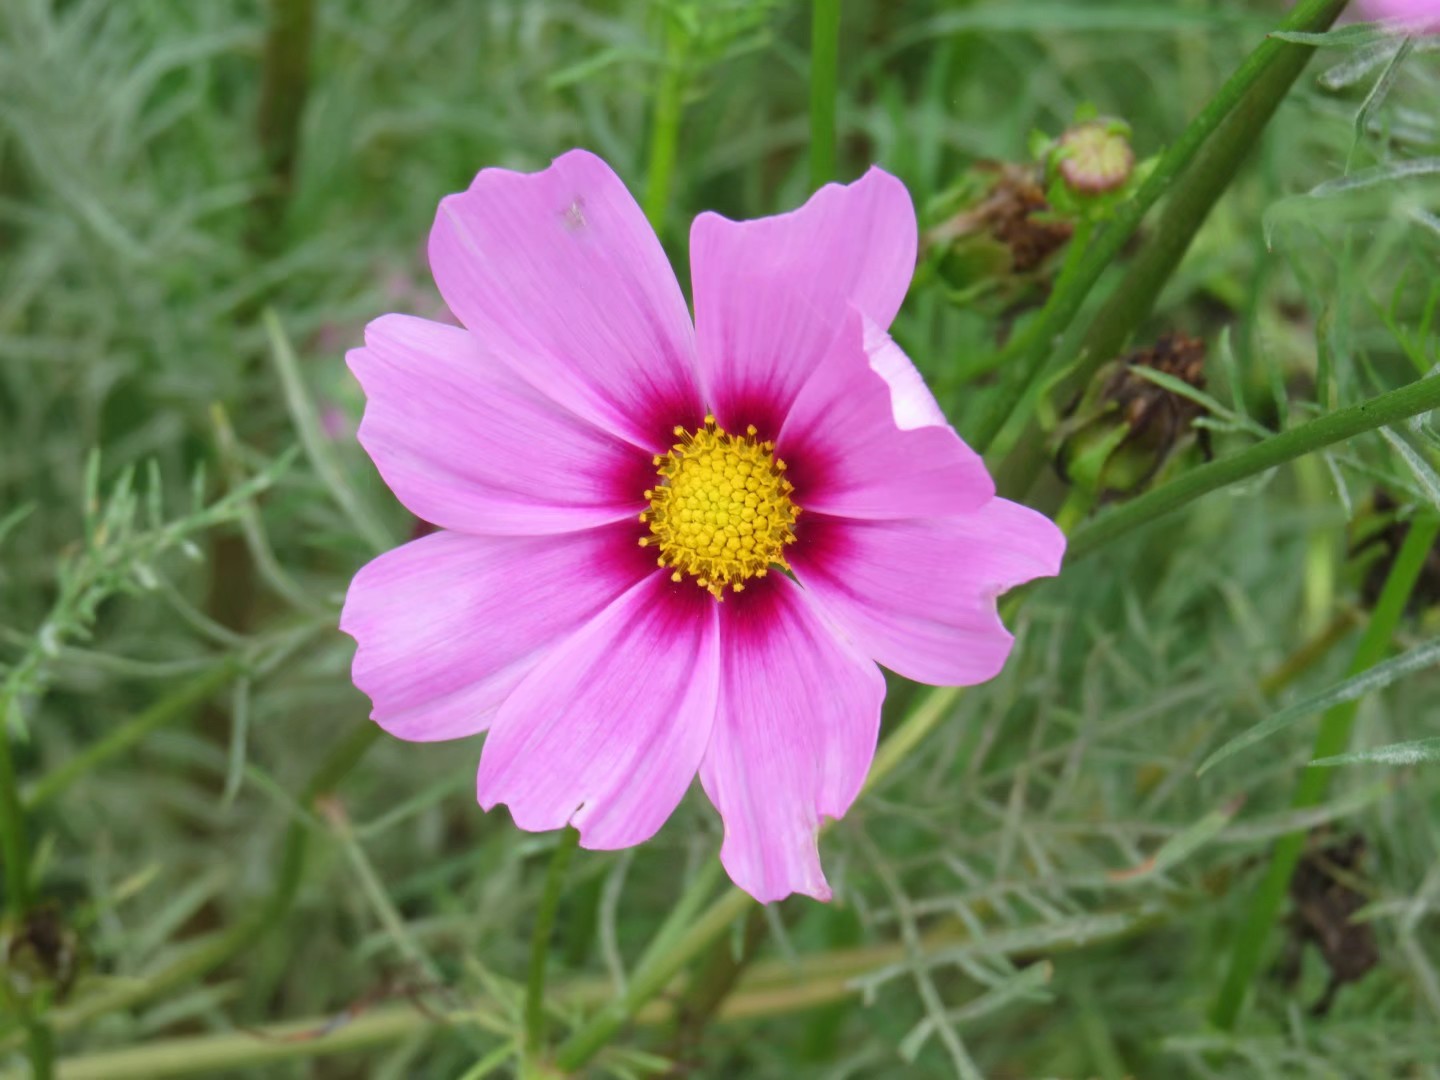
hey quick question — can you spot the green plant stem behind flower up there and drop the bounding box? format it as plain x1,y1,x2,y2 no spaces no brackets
644,14,690,232
1066,373,1440,562
523,828,579,1072
809,0,840,190
0,710,30,916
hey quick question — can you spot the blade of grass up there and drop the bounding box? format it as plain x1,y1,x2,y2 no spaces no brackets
1312,737,1440,767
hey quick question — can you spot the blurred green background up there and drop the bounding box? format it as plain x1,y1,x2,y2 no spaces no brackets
2,1,1440,1076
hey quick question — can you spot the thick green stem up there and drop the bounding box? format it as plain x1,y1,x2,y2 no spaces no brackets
994,0,1343,496
1210,515,1440,1029
643,17,688,232
23,662,239,811
522,828,578,1070
1067,374,1440,562
808,0,840,190
0,702,30,915
969,0,1349,457
23,1020,53,1080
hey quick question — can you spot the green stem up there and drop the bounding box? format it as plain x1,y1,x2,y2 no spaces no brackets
643,16,688,232
994,0,1343,496
1210,514,1440,1029
808,0,840,190
24,1019,52,1080
1067,374,1440,563
0,700,30,915
23,662,239,811
252,0,315,243
522,828,578,1069
969,0,1348,457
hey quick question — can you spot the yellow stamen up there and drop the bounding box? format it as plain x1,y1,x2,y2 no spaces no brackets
639,415,800,600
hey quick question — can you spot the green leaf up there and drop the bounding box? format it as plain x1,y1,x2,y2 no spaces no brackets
1311,737,1440,767
1269,25,1399,48
1199,636,1440,775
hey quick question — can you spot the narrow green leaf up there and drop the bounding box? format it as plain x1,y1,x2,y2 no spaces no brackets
1270,25,1398,48
263,308,395,555
1109,795,1245,881
1312,737,1440,767
1200,636,1440,775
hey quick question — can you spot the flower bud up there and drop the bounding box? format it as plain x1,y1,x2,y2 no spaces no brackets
920,162,1073,316
1054,121,1135,196
1055,333,1210,500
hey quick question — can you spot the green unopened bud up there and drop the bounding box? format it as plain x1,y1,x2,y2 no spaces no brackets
920,163,1073,316
1055,121,1135,195
1055,333,1210,500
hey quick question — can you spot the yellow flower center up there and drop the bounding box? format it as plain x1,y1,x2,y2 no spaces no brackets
639,415,800,599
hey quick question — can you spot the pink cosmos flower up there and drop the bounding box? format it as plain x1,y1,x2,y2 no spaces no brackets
1351,0,1440,32
340,150,1065,903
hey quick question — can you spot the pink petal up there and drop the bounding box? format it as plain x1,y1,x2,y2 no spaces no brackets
428,149,703,450
1351,0,1440,31
340,523,652,741
790,501,1066,687
779,310,994,519
700,575,885,903
691,168,916,435
349,315,651,535
477,573,719,850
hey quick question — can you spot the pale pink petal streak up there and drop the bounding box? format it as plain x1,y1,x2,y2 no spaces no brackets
779,310,993,519
429,149,702,449
790,501,1066,687
477,575,720,850
340,524,652,741
349,315,651,535
701,576,885,903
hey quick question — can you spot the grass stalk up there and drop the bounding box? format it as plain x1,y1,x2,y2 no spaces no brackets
643,15,689,232
522,828,578,1071
0,703,30,915
809,0,841,190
